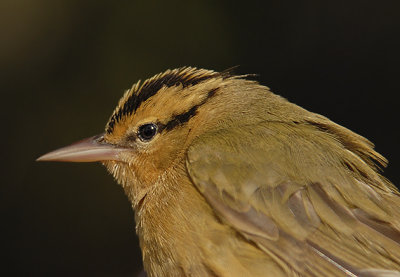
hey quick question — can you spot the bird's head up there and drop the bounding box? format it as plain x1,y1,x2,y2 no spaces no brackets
37,67,259,205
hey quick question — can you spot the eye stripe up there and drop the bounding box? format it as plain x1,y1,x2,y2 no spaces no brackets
106,68,228,134
158,87,220,132
159,105,199,132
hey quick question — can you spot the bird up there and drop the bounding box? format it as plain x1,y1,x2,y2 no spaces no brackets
37,67,400,277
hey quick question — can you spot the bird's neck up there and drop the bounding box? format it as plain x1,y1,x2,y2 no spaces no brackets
129,160,280,276
132,165,220,276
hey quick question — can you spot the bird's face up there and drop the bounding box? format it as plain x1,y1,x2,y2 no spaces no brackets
37,67,233,205
38,67,400,276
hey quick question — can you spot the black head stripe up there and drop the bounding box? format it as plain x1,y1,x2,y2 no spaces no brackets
106,68,225,134
158,87,220,132
160,105,199,132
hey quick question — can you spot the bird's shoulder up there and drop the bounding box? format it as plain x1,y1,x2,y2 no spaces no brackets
186,119,400,276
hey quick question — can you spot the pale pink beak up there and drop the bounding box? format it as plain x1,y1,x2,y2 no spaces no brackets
36,134,126,162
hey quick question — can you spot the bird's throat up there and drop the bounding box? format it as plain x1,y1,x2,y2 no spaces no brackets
133,173,221,276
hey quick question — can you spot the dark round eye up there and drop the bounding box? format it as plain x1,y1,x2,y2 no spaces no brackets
138,123,158,141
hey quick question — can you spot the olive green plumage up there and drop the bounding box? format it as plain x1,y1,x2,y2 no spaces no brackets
39,67,400,276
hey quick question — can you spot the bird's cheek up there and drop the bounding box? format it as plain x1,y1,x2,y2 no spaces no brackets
152,146,182,171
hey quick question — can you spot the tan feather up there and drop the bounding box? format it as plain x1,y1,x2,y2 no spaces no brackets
187,119,400,276
39,67,400,276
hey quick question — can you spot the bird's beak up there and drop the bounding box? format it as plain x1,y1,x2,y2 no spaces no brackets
36,134,125,162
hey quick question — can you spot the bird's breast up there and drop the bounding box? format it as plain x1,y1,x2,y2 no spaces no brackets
134,173,285,276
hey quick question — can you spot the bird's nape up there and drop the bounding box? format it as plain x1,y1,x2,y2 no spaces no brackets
37,67,400,277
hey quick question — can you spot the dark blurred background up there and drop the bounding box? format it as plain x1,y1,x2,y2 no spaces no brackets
1,0,399,276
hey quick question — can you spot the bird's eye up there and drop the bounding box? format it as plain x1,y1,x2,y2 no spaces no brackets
138,123,158,141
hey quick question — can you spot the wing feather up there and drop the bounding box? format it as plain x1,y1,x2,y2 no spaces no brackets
186,121,400,276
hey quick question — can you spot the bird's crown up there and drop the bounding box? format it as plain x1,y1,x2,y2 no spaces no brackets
104,67,238,142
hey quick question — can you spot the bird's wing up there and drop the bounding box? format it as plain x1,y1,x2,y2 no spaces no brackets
186,121,400,276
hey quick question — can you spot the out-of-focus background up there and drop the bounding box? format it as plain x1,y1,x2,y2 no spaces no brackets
1,0,399,275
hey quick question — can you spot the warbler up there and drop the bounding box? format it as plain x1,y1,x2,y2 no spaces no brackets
38,67,400,276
